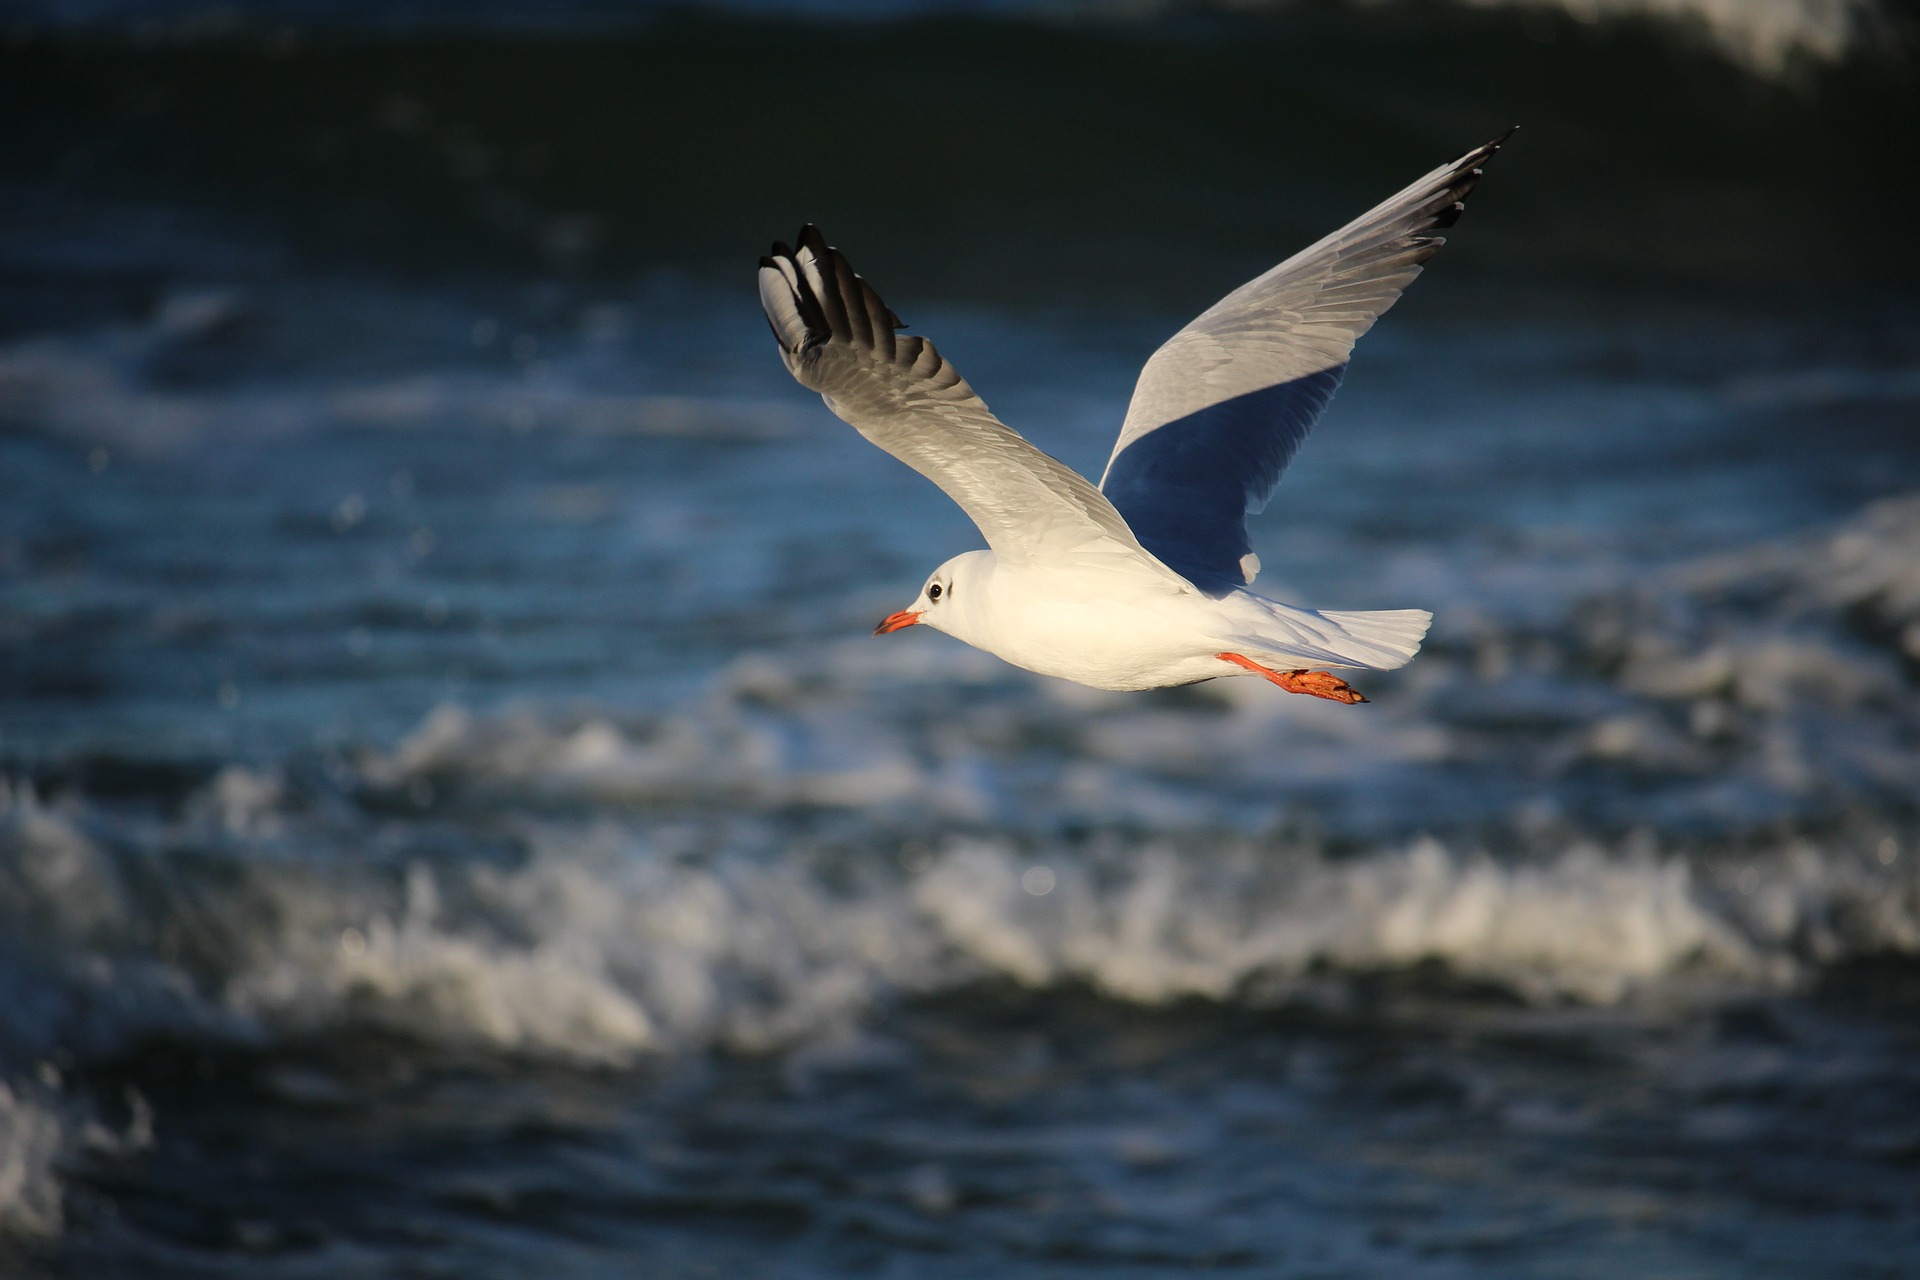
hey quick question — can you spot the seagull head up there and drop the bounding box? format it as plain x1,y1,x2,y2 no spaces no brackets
874,551,989,638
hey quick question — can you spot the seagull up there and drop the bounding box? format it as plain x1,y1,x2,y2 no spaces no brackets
758,131,1511,704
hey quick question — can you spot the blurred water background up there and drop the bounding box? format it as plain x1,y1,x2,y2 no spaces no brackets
3,1,1920,1275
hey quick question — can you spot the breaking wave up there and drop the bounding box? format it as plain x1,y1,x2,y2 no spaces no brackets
1449,0,1883,71
2,777,1914,1080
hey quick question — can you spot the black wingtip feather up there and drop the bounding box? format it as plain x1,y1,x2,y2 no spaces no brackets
762,234,832,350
760,224,914,362
1424,126,1515,231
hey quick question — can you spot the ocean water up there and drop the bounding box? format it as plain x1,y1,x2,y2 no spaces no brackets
4,2,1920,1275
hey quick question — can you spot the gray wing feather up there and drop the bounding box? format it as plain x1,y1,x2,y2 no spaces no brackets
760,226,1188,586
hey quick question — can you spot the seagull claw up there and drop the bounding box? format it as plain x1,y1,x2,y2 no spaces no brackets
1216,653,1368,704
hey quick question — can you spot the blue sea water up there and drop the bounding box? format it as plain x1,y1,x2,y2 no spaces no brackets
3,2,1920,1275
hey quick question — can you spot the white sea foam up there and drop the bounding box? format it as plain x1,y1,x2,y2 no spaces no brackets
1444,0,1879,73
914,838,1754,1004
0,1083,64,1239
1,774,1913,1089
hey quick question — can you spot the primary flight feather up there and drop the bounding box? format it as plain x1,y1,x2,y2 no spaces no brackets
758,130,1512,703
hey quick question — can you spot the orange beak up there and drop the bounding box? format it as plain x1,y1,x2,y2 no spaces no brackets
873,610,922,636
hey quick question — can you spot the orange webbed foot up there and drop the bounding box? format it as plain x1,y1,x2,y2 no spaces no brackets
1216,653,1368,704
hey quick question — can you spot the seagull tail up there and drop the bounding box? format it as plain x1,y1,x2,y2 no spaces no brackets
1311,608,1433,670
1226,603,1432,672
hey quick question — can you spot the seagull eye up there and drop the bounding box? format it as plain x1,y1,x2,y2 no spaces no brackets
927,583,944,601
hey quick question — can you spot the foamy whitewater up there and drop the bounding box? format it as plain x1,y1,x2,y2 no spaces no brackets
3,486,1917,1066
4,7,1920,1273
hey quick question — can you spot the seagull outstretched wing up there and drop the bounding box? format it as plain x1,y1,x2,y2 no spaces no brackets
760,226,1188,588
1098,130,1514,596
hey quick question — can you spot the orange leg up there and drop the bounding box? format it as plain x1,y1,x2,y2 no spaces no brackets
1216,652,1368,704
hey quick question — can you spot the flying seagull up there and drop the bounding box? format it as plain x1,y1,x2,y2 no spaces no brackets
758,130,1511,704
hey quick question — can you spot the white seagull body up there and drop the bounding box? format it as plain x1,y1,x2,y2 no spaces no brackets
758,132,1510,703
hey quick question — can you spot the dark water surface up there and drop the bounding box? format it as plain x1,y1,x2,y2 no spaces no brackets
4,3,1920,1276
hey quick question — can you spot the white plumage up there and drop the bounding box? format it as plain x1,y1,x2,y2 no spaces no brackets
757,131,1511,703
